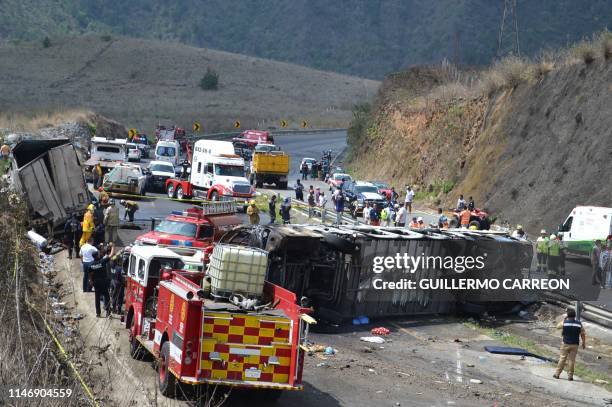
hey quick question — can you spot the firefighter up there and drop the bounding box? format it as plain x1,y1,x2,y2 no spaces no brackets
120,200,139,223
103,199,120,244
79,204,96,247
535,229,549,273
246,200,260,225
88,244,114,318
63,213,81,259
548,234,561,277
553,308,586,381
93,163,103,189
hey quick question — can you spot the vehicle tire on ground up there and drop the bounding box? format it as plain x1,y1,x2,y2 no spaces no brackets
167,183,176,198
128,317,145,360
176,186,184,200
256,179,263,188
469,220,481,229
158,342,176,397
449,217,459,228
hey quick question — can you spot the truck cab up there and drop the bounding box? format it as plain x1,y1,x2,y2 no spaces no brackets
124,245,315,399
85,137,128,177
136,203,241,251
232,130,274,149
165,140,254,202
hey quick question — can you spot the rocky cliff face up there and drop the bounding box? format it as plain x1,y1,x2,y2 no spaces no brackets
348,56,612,234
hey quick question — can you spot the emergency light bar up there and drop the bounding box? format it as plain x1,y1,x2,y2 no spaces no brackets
171,201,236,217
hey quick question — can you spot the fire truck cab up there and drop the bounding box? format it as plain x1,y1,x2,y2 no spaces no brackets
136,202,241,250
124,245,315,399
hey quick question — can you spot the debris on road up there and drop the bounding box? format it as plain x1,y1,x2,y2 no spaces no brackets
360,336,386,344
371,327,390,336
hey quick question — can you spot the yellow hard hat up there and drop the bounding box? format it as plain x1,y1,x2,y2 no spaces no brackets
250,199,256,205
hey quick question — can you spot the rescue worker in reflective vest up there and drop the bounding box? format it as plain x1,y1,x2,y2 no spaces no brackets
380,205,390,226
79,204,96,247
246,199,260,225
459,207,471,228
535,229,549,273
416,216,426,229
548,234,561,277
553,308,586,381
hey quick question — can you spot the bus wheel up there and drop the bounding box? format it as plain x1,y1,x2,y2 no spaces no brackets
158,342,176,397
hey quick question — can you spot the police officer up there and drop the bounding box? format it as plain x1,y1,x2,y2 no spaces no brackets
548,234,561,277
88,244,114,318
535,229,549,273
553,308,586,381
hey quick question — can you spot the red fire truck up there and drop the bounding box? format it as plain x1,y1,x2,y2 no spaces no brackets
124,245,315,399
232,130,274,150
136,202,241,249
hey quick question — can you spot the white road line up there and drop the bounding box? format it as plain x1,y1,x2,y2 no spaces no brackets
455,348,463,383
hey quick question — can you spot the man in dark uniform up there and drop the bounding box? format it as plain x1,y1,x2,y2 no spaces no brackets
88,244,115,317
553,308,586,381
63,213,82,259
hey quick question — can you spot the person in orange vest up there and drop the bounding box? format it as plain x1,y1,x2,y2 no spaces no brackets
79,204,96,246
416,217,426,229
459,207,472,228
408,217,419,229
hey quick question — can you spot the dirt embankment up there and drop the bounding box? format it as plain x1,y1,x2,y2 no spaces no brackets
348,53,612,234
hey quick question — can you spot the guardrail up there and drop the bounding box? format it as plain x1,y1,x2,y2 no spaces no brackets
187,128,346,141
543,292,612,329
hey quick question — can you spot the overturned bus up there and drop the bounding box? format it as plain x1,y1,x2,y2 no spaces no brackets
220,225,534,323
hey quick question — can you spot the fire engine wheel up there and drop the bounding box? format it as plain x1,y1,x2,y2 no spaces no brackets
176,186,184,200
158,342,176,397
128,318,145,360
167,184,176,198
210,190,219,201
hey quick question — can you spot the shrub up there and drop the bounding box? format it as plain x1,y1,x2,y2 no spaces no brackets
497,56,531,88
571,41,597,65
199,67,219,90
42,37,51,48
596,30,612,60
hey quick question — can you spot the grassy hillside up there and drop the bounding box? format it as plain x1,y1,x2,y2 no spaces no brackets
0,35,379,133
346,32,612,234
1,0,611,79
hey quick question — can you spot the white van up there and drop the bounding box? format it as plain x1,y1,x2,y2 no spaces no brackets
155,140,180,166
557,206,612,257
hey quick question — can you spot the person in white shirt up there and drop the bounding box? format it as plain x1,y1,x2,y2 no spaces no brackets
318,192,328,223
396,203,408,227
79,237,98,293
404,186,415,213
456,194,466,210
363,202,372,225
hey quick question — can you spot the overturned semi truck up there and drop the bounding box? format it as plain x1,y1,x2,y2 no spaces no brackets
220,225,534,323
7,139,90,234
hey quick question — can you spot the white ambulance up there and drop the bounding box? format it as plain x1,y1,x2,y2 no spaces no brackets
557,206,612,257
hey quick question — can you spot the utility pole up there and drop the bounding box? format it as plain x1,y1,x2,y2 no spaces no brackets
497,0,520,59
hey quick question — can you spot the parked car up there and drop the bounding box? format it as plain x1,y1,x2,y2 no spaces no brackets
127,147,141,162
344,181,386,216
300,157,317,171
147,161,176,192
328,173,352,191
371,181,393,200
102,163,148,196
